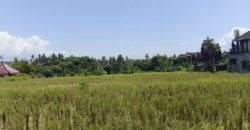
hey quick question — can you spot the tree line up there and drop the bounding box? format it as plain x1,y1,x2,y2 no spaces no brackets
11,53,194,77
9,37,229,77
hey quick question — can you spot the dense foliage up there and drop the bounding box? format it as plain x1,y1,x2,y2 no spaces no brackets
200,37,222,65
0,73,249,129
11,53,193,77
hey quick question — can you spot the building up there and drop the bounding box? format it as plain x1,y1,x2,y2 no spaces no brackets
229,30,250,73
179,52,200,63
0,61,20,77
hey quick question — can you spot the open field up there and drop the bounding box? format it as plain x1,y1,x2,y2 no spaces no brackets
0,72,250,129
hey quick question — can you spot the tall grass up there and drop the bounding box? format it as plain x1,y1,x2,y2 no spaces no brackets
0,72,249,129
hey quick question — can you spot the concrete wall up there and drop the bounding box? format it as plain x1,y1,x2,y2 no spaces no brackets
248,40,250,52
230,53,250,73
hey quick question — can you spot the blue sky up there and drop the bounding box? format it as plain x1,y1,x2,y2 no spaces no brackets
0,0,250,60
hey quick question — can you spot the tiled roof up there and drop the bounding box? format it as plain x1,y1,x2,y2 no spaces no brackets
0,62,9,75
235,31,250,41
4,63,19,74
0,61,20,75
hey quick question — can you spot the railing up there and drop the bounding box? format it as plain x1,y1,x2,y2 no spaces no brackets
230,50,250,54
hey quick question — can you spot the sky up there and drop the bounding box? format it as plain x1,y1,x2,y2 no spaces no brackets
0,0,250,60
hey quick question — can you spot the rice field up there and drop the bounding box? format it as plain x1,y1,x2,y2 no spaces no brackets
0,72,250,130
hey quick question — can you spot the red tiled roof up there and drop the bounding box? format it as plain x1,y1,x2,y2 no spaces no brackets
0,62,9,75
0,61,20,76
5,63,19,74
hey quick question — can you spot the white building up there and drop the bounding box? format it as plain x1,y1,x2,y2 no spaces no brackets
229,30,250,73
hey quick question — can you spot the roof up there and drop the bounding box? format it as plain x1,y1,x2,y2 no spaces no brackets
235,31,250,41
0,61,20,75
179,52,200,58
0,62,9,75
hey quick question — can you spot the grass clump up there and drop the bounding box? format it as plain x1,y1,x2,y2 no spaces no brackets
79,80,89,91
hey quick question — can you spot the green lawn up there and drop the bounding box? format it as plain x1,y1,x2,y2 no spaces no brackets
0,72,250,130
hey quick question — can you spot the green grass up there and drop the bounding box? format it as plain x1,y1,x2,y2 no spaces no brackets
0,72,250,129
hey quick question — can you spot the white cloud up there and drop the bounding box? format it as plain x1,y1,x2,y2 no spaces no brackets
0,32,50,57
218,27,250,51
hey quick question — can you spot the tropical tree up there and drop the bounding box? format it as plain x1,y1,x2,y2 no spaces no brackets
11,58,32,74
201,37,222,67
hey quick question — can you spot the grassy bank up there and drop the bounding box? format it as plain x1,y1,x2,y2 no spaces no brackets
0,72,250,129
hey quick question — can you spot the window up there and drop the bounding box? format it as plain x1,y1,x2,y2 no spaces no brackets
230,59,237,65
241,61,248,70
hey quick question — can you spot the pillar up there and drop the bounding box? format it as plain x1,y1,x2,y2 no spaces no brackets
248,40,250,52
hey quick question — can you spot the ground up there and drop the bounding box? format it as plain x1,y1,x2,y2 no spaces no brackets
0,72,250,130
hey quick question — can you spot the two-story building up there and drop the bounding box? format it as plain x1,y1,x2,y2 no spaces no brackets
229,30,250,72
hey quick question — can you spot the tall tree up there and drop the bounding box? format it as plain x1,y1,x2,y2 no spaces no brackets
201,37,222,66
